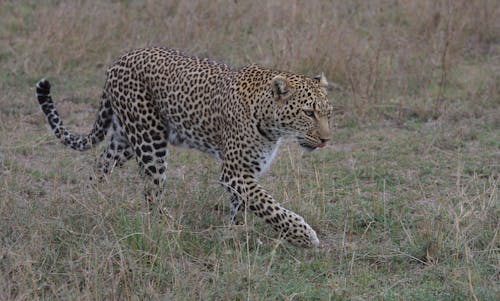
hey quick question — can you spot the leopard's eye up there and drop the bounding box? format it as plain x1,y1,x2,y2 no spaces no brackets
304,110,315,118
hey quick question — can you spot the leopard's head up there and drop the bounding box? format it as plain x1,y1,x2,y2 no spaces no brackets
271,73,333,151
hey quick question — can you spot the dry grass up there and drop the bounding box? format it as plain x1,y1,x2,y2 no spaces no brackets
1,0,499,300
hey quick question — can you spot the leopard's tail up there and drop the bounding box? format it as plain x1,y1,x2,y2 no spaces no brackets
36,79,113,151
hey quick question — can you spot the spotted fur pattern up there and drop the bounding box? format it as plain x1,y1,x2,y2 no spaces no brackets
36,47,333,247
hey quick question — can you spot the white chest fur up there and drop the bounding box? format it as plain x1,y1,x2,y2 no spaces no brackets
258,139,281,177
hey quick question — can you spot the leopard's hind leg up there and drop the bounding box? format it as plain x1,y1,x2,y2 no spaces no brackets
106,82,170,212
92,115,134,182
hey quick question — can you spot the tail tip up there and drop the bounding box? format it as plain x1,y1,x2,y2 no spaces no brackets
36,78,51,95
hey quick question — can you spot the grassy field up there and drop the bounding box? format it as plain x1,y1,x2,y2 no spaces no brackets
1,0,499,300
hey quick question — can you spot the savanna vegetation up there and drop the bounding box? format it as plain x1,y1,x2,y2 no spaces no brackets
0,0,498,300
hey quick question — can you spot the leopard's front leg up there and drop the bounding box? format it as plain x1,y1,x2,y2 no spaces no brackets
221,169,320,247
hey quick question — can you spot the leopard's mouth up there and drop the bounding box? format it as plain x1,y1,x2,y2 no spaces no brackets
298,138,328,151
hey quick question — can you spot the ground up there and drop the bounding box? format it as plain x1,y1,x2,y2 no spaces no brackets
0,1,498,300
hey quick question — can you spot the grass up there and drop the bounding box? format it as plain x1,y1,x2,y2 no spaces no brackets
1,0,499,300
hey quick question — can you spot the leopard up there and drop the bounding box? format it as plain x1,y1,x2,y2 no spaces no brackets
35,47,333,247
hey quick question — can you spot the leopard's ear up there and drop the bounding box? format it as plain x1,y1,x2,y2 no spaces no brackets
313,72,328,88
271,76,292,103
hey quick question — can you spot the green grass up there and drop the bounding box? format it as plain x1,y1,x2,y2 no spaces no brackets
1,0,499,300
